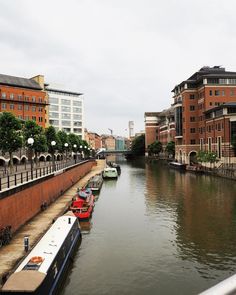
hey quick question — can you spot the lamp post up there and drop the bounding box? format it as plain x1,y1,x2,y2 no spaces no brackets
51,140,56,171
64,143,68,163
79,145,83,160
73,144,77,163
27,137,34,179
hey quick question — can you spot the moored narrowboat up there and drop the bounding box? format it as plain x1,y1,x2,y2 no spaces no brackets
70,192,95,220
86,174,103,193
168,161,187,171
102,167,118,179
1,212,82,295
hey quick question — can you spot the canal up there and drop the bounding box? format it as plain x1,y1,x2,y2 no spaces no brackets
61,157,236,295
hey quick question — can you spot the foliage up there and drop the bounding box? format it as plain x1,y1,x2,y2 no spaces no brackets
57,130,69,153
0,112,22,168
23,120,47,155
45,126,60,153
148,140,162,156
131,134,145,156
197,150,217,166
165,141,175,157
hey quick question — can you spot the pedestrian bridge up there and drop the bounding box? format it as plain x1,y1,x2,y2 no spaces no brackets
96,149,132,155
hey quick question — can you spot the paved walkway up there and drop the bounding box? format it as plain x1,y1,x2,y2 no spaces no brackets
0,159,106,286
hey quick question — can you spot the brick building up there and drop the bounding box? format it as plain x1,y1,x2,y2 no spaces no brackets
172,66,236,164
0,74,48,128
84,130,102,150
144,108,175,155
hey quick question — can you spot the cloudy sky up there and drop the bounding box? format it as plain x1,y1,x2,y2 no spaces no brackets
1,0,236,136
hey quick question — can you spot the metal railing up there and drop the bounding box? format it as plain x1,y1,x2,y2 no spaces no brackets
0,159,81,192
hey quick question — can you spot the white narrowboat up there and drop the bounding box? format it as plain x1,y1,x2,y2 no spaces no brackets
1,212,82,295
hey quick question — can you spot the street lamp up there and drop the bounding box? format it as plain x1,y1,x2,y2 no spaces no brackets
27,137,34,179
64,143,68,162
51,140,56,171
73,144,77,163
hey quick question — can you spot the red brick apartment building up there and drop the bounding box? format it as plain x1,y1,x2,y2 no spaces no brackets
172,66,236,164
144,108,175,156
0,74,48,128
84,129,102,150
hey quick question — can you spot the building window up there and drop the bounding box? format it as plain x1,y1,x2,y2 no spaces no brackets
229,79,236,84
18,115,23,119
1,92,6,98
190,117,195,122
38,107,43,112
24,96,29,101
24,105,29,111
190,105,195,111
73,107,82,113
62,120,71,126
61,113,71,119
74,121,82,126
38,97,43,103
222,90,225,96
208,137,212,151
230,89,234,96
190,139,196,144
61,106,71,112
1,103,6,109
32,96,36,102
73,114,82,120
49,119,59,125
49,97,59,104
190,94,195,99
38,117,43,122
190,128,196,133
73,128,82,133
215,90,220,96
18,95,22,100
32,116,36,121
18,104,22,110
24,116,29,120
61,99,70,105
10,104,14,110
32,106,36,112
73,101,82,106
49,112,59,118
49,105,59,112
219,79,227,84
209,90,213,96
10,93,14,99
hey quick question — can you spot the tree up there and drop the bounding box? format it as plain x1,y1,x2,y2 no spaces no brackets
0,112,22,172
131,134,145,156
23,120,47,166
45,126,60,153
165,141,175,158
148,140,162,156
57,130,69,153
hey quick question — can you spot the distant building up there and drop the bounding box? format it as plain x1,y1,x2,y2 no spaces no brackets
144,112,160,153
128,121,134,138
47,88,84,138
115,136,125,150
101,135,116,150
0,73,48,128
172,66,236,164
84,129,102,150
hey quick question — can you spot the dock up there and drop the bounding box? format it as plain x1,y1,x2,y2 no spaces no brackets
0,159,106,286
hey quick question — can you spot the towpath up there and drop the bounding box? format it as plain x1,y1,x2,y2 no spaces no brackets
0,159,106,286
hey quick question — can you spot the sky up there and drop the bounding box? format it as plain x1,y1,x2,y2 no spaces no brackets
1,0,236,137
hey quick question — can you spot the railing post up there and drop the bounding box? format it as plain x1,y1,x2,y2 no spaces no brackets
26,171,28,182
36,169,38,178
15,174,17,186
0,177,1,191
21,172,23,184
7,175,10,188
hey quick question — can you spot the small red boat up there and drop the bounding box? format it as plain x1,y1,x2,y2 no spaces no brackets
70,189,95,220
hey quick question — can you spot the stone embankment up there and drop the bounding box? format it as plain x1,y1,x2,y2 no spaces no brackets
0,159,106,286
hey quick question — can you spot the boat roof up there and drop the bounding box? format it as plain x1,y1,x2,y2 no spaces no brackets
104,167,117,171
16,214,78,274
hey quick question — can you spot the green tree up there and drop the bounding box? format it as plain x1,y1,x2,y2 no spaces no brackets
148,140,162,156
57,130,69,153
131,134,145,156
23,120,47,166
45,126,59,153
165,141,175,158
0,112,22,172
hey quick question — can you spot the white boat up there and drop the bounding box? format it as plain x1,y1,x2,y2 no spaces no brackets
102,167,118,179
1,212,82,294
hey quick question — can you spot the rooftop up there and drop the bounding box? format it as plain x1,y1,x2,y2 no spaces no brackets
0,73,42,90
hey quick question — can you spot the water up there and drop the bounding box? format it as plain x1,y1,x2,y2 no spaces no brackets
61,157,236,295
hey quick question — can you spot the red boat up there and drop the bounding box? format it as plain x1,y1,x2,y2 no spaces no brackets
70,189,95,220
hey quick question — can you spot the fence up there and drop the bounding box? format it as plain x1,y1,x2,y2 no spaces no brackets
0,159,81,192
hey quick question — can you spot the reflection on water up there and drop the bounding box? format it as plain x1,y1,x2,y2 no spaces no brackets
61,157,236,295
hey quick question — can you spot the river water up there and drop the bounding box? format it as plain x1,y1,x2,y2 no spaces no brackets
61,157,236,295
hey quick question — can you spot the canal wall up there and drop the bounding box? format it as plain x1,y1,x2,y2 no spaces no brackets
0,160,95,232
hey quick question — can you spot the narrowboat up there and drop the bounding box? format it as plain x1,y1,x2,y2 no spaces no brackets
1,212,82,295
107,162,121,175
86,174,103,193
102,167,118,179
70,192,95,220
168,161,187,171
76,188,93,199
